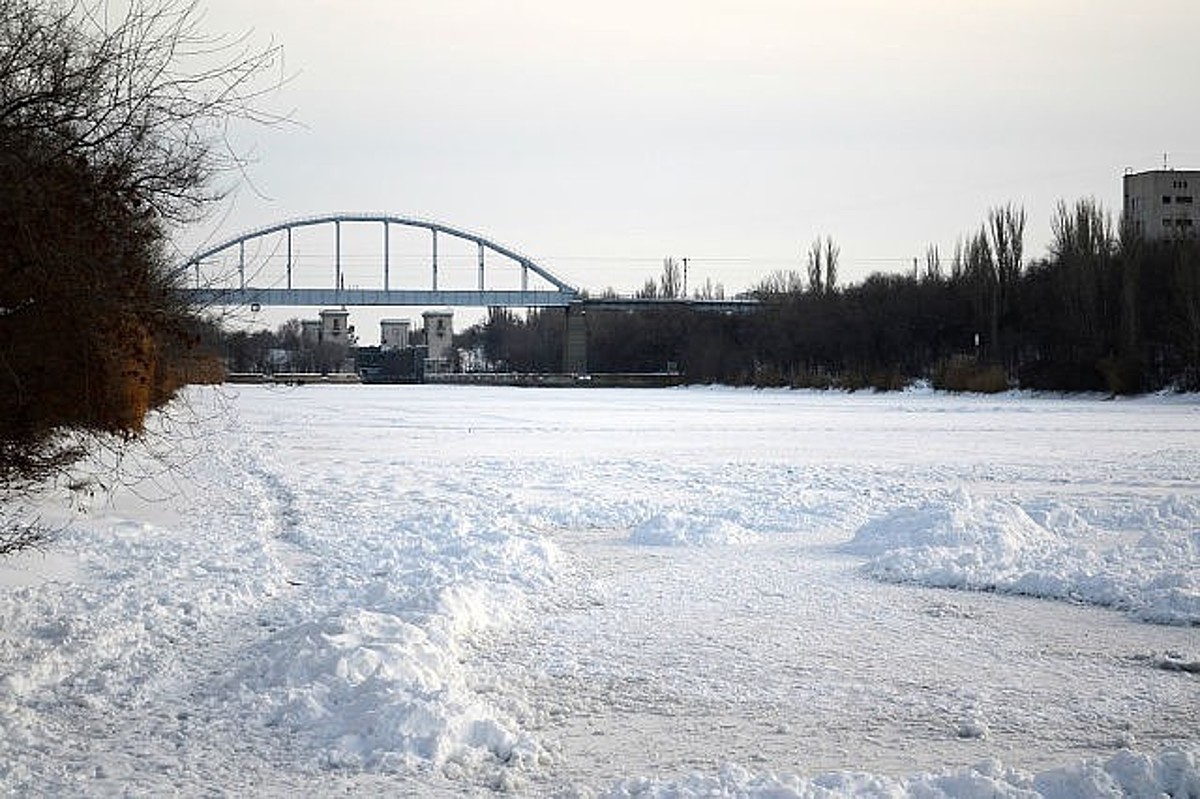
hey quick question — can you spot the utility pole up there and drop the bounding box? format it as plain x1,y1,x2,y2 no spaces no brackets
682,257,689,299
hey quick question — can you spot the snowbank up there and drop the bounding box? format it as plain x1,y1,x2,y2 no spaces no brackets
844,489,1200,625
227,594,542,774
601,746,1200,798
226,498,561,777
629,511,761,547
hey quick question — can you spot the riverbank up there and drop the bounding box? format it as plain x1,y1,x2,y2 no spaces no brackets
225,371,686,388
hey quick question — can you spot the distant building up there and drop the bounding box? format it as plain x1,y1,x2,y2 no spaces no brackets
380,318,411,351
300,319,322,345
319,308,352,344
355,344,427,384
1123,170,1199,241
422,309,453,373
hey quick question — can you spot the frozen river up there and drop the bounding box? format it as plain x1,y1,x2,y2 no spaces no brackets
1,386,1197,796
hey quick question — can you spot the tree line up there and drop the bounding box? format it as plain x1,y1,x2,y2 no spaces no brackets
216,319,357,375
465,200,1200,394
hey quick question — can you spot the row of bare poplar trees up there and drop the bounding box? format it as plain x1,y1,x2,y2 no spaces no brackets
466,201,1199,393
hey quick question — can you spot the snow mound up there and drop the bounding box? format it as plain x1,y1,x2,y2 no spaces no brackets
843,488,1059,560
228,591,542,774
629,512,760,547
602,746,1200,798
845,490,1200,625
226,501,560,777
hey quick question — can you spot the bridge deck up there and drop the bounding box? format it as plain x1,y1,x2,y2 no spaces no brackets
181,288,579,307
580,297,759,314
181,288,761,312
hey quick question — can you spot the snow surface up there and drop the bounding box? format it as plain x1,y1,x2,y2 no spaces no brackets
629,511,761,547
844,488,1200,625
1,385,1198,796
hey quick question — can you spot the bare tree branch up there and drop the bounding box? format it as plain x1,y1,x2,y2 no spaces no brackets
1,0,285,555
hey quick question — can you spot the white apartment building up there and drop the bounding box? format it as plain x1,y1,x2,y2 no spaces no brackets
1123,170,1199,241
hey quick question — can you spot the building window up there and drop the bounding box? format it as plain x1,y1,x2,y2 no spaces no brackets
1163,196,1172,204
1178,196,1194,204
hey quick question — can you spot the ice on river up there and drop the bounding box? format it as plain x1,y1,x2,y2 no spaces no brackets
1,385,1198,796
629,511,761,547
844,488,1200,626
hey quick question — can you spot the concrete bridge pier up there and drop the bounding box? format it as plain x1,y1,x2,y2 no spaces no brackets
563,301,588,375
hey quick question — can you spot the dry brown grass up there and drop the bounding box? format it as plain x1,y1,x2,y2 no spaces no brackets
933,356,1010,394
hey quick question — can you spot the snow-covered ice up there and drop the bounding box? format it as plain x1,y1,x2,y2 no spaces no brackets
1,385,1198,796
844,488,1200,626
629,511,761,547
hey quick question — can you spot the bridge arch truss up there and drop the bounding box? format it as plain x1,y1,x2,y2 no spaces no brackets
177,213,579,308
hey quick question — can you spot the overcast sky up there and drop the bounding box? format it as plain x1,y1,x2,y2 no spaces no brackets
187,0,1200,307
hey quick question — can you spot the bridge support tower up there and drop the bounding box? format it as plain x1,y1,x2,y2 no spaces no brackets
563,302,588,375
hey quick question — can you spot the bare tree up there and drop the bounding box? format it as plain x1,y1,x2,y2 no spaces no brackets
694,277,725,300
823,236,840,294
950,237,966,281
803,236,839,294
752,269,805,297
636,277,659,299
1050,198,1114,263
1,0,284,221
924,244,942,283
989,204,1026,286
1050,198,1116,346
276,318,303,351
985,203,1025,362
659,257,683,299
807,239,824,295
1,0,284,554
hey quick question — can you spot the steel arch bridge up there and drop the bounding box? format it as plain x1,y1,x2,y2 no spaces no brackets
176,213,579,308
